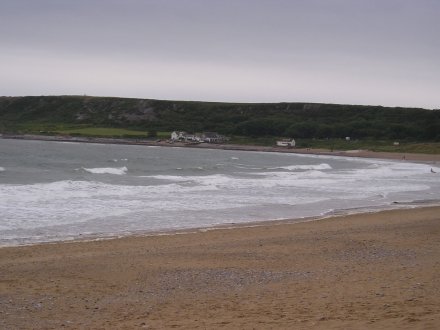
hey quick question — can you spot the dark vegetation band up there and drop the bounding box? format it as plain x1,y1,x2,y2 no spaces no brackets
1,96,439,141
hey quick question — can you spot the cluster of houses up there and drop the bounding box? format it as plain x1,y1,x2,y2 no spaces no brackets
170,131,229,144
171,131,297,148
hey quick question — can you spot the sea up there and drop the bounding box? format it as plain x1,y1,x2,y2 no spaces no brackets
1,138,439,246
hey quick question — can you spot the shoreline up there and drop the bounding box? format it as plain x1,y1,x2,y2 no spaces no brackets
2,133,440,163
3,199,440,249
1,206,440,329
1,135,440,249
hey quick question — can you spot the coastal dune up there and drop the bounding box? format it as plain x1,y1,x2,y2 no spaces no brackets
1,206,440,329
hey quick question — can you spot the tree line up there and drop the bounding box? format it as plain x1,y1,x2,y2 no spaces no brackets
1,96,439,141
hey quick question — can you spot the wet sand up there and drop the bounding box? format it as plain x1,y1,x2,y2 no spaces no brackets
1,206,440,329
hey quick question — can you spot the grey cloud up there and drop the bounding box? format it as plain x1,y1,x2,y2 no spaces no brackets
0,0,439,108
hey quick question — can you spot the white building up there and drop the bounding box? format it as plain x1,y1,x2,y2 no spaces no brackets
170,131,190,141
171,131,228,143
171,131,202,142
202,132,228,143
276,138,296,147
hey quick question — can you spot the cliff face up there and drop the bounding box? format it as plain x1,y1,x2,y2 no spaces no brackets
0,95,438,141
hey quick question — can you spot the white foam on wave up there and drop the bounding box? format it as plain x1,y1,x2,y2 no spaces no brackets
0,180,225,230
233,164,265,170
141,175,192,182
83,166,128,175
143,174,234,187
270,163,332,171
2,146,440,245
142,161,431,195
344,161,439,178
2,177,281,242
0,167,4,172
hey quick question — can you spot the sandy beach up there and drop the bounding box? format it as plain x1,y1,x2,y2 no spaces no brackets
1,206,440,329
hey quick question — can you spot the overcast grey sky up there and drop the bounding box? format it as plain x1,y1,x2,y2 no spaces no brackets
1,0,439,108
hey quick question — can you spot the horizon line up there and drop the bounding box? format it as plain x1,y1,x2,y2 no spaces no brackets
0,94,434,110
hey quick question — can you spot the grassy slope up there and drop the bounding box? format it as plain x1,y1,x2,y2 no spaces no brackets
229,136,440,154
1,95,439,153
54,127,170,139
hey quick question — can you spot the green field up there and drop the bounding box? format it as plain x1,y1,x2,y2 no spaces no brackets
230,136,440,154
54,127,170,139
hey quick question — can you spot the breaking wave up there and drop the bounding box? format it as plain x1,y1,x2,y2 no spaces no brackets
82,166,128,175
2,138,440,246
270,163,332,171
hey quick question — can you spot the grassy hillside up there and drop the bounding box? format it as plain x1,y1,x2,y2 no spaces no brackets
1,96,439,145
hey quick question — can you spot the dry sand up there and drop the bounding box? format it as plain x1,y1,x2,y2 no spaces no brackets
1,206,440,329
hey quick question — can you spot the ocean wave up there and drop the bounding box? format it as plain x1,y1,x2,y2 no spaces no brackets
343,162,440,178
233,164,264,170
0,167,4,172
3,139,440,247
140,175,192,182
269,163,332,171
82,166,128,175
